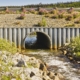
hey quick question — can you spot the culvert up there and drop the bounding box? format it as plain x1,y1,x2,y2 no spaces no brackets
24,31,52,49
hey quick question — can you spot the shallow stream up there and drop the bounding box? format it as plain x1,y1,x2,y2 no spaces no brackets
23,49,80,80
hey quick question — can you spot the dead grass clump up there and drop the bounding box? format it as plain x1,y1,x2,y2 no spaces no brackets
64,23,75,27
65,14,73,21
17,13,25,19
74,18,80,24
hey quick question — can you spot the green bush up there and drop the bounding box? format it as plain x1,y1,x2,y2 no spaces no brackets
38,17,47,27
70,37,80,57
58,13,64,18
72,12,79,19
50,9,57,14
0,39,17,54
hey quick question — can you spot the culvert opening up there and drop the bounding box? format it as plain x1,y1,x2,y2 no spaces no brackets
24,31,51,49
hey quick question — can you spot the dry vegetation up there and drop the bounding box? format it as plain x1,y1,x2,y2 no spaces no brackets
0,7,80,27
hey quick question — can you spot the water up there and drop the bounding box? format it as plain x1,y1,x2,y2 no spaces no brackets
25,35,37,49
23,49,80,80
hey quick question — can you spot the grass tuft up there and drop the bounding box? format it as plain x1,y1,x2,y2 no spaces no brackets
0,39,17,54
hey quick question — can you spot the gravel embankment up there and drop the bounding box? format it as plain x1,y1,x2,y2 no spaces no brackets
0,14,78,28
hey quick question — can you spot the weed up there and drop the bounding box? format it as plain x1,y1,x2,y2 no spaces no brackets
52,14,58,19
64,23,75,27
65,14,73,21
0,39,17,54
29,9,36,14
14,21,21,25
38,17,47,27
1,75,11,80
39,8,48,15
17,13,25,19
5,7,10,13
74,18,80,24
67,7,74,13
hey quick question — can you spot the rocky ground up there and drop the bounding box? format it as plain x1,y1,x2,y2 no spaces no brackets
0,14,79,28
0,51,64,80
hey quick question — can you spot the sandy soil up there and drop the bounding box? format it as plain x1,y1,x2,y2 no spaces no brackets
0,14,79,28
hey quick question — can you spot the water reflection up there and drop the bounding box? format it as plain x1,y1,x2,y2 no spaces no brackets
25,35,37,49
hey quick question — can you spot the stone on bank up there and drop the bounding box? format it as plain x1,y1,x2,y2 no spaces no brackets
0,51,64,80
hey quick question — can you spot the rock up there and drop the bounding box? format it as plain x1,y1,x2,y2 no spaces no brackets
38,60,47,71
39,63,44,71
54,75,60,80
31,76,42,80
30,72,35,77
16,59,25,67
20,73,25,80
77,61,80,64
64,43,70,46
30,57,36,61
57,73,64,80
63,50,67,55
0,51,64,80
39,63,47,71
42,75,51,80
69,57,73,61
47,71,55,79
43,77,46,80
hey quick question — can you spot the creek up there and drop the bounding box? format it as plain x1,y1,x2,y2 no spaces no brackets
23,49,80,80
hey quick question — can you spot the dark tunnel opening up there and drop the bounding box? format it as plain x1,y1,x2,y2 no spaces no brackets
25,32,51,49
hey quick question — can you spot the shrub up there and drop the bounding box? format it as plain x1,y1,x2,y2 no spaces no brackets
58,13,64,18
14,21,21,25
38,17,47,27
45,14,53,18
52,14,58,19
72,12,80,19
50,9,57,14
67,7,74,13
64,23,75,27
39,8,49,15
18,13,25,19
5,7,10,13
29,9,36,14
65,14,73,21
0,39,17,54
74,18,80,24
76,52,80,57
21,7,26,13
16,10,21,14
70,37,80,57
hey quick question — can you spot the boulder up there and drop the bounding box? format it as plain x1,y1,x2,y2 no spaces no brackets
30,72,35,77
47,71,55,79
16,59,25,67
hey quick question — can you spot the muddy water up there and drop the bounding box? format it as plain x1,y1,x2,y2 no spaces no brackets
23,49,80,80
